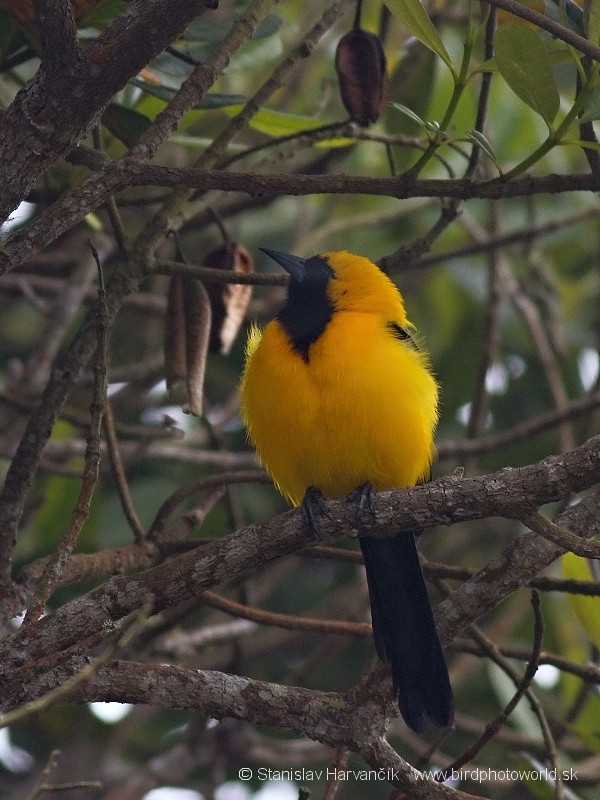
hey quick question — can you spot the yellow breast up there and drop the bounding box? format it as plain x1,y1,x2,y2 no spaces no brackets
241,310,438,507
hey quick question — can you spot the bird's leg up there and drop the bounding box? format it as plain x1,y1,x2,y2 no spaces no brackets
300,486,332,537
347,482,376,524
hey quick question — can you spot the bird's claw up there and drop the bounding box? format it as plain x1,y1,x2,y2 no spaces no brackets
300,486,332,538
347,482,377,525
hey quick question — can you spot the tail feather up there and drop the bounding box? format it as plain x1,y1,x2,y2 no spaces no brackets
359,532,454,733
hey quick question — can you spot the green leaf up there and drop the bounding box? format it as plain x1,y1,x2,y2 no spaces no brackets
562,552,600,648
131,79,247,109
473,43,572,77
81,0,128,26
384,0,453,74
184,13,282,43
102,103,151,147
313,137,355,149
390,102,429,130
169,134,247,152
578,88,600,123
385,38,437,136
465,129,502,172
495,24,560,128
250,13,284,40
224,107,329,137
546,0,585,37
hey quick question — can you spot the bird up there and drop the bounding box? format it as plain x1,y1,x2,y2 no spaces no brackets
240,248,453,733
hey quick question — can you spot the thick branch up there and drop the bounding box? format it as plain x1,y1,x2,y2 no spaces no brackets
0,0,215,225
72,661,481,800
33,0,82,74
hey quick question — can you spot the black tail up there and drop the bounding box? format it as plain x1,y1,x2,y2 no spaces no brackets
359,531,454,733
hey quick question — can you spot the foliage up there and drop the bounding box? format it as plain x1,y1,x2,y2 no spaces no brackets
0,0,600,799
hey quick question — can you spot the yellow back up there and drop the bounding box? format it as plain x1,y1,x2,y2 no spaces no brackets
241,251,438,506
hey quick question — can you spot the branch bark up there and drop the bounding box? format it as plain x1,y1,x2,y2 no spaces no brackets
2,170,599,277
34,0,81,74
73,662,482,799
0,0,216,225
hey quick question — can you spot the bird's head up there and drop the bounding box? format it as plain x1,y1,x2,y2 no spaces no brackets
261,248,408,319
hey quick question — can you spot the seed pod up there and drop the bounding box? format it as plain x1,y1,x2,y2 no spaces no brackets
164,276,188,392
202,242,255,356
335,28,388,126
164,275,211,416
182,278,211,416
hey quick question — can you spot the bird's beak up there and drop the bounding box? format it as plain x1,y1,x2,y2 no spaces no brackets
260,248,307,282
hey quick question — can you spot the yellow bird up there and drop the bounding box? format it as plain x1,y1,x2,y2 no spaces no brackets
240,249,453,732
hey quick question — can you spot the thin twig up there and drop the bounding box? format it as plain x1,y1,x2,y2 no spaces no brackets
28,750,61,800
478,0,600,62
22,248,108,625
103,397,146,542
523,511,600,558
464,205,502,447
465,5,496,177
4,169,600,278
155,259,287,285
200,589,372,637
323,747,350,800
147,469,270,540
408,207,600,273
92,124,129,253
12,437,259,470
466,622,563,800
154,618,257,655
134,0,281,257
507,275,575,452
436,591,544,781
437,388,600,459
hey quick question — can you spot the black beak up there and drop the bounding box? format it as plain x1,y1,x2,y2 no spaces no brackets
260,247,307,282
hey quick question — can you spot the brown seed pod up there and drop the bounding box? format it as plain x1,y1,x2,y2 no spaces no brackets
202,242,255,356
164,276,188,392
335,28,388,127
164,275,211,416
182,277,211,417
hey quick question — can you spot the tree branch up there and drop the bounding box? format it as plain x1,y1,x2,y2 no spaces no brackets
2,168,600,277
477,0,600,63
0,0,216,225
1,435,598,682
54,660,484,799
33,0,82,75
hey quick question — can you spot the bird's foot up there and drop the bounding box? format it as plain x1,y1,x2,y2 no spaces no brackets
300,486,332,538
347,482,377,525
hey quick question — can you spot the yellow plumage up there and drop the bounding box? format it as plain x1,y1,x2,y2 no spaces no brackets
242,251,438,506
240,248,452,733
